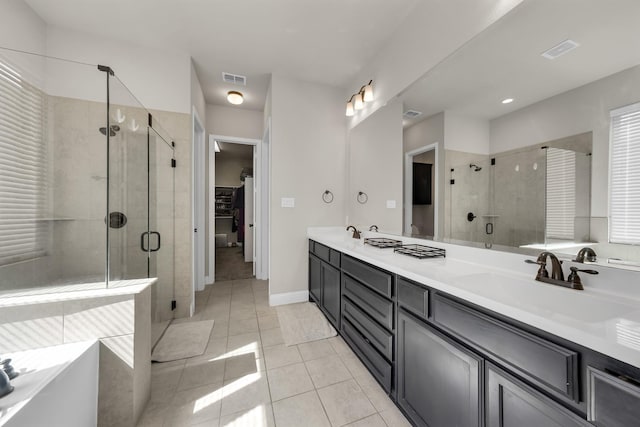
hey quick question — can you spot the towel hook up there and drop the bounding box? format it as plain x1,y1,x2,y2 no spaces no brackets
322,190,334,204
357,191,368,204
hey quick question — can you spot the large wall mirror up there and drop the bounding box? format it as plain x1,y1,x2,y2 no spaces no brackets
352,0,640,267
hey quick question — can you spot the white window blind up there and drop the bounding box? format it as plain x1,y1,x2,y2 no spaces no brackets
0,58,48,266
610,102,640,245
545,147,576,240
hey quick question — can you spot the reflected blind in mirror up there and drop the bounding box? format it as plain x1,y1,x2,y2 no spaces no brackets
546,148,575,240
0,57,48,266
610,103,640,245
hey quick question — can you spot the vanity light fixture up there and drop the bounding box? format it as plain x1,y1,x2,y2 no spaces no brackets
502,98,514,104
227,91,244,105
214,140,221,152
345,80,374,116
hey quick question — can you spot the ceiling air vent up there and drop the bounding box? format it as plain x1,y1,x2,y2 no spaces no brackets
541,39,580,60
222,72,246,86
403,110,423,119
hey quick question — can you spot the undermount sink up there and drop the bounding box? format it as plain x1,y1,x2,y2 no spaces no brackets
452,272,639,323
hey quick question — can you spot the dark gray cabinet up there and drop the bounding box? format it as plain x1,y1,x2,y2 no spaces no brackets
397,309,482,427
587,366,640,427
308,241,341,330
486,363,591,427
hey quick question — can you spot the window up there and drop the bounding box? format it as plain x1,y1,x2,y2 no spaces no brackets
0,58,48,266
610,102,640,245
545,147,576,240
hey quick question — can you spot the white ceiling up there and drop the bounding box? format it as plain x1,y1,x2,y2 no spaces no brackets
400,0,640,125
25,0,419,111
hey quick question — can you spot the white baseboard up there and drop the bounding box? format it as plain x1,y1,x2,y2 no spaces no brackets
205,276,213,285
269,290,309,307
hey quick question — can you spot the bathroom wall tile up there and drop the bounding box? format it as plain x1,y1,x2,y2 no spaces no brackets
133,287,152,423
63,295,135,342
0,302,64,352
98,336,135,427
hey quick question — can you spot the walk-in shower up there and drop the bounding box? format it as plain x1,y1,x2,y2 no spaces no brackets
0,47,176,329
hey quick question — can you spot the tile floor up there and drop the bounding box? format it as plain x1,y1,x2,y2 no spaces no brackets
136,278,412,427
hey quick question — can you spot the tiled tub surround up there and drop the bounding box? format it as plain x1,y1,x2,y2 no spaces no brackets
308,227,640,369
0,279,156,427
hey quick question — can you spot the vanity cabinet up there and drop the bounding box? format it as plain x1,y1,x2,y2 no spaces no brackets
486,363,591,427
587,366,640,426
340,254,395,393
397,309,482,427
308,241,341,329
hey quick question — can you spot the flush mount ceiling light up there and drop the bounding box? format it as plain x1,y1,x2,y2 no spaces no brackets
502,98,514,104
227,91,244,105
214,140,221,152
345,80,374,116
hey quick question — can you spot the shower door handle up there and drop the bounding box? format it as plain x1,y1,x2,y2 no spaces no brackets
141,231,149,252
149,231,161,252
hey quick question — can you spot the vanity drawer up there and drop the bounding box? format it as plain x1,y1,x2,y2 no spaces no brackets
397,277,429,320
587,367,640,426
343,297,393,360
432,294,579,402
341,317,392,393
343,275,394,331
311,240,341,268
342,255,393,298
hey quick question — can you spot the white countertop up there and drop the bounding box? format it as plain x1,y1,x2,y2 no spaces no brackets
308,227,640,368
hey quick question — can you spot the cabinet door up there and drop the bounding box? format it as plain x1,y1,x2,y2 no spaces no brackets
486,363,590,427
397,309,482,427
587,366,640,427
321,263,340,329
309,254,321,303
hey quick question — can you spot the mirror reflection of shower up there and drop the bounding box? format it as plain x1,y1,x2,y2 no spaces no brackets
99,124,120,137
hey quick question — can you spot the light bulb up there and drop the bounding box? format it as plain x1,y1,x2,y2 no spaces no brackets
227,91,244,105
354,93,364,110
363,82,373,102
346,100,354,117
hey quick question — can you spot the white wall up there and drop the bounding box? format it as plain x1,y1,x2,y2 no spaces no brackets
206,105,264,139
490,65,640,218
346,0,523,129
44,25,191,113
269,74,347,302
349,100,403,233
444,112,490,154
190,60,206,124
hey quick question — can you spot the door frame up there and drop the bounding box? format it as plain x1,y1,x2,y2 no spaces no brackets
206,134,265,283
192,108,206,298
404,143,439,237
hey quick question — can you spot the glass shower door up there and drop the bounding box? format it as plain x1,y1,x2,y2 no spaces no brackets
148,125,175,340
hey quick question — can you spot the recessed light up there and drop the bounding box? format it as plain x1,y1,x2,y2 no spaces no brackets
502,98,514,104
227,91,244,105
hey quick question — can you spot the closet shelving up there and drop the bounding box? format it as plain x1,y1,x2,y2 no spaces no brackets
214,186,236,218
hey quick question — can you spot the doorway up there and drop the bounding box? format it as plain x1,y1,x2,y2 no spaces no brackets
203,134,265,284
405,143,438,238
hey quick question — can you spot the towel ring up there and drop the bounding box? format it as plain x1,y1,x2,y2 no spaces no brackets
357,191,368,204
322,190,334,204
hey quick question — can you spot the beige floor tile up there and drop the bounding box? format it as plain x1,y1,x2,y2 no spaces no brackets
257,315,280,331
260,327,284,348
272,390,331,427
218,403,274,427
340,353,370,378
263,344,302,370
255,305,277,317
224,353,265,381
220,373,271,416
178,356,226,391
328,336,351,355
354,372,396,413
297,339,337,361
267,362,315,402
379,406,412,427
305,354,353,389
189,419,220,427
210,321,230,338
345,413,388,427
228,316,259,336
226,332,262,358
229,307,257,321
204,337,228,359
167,382,223,426
317,379,376,426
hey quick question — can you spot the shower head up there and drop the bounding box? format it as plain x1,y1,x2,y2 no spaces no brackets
99,125,121,137
469,163,482,172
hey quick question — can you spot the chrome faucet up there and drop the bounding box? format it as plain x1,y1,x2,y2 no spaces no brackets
369,225,378,232
573,247,597,263
526,251,597,290
346,226,361,239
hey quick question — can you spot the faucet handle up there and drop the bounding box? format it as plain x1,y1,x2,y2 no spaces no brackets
567,266,598,290
525,259,549,279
